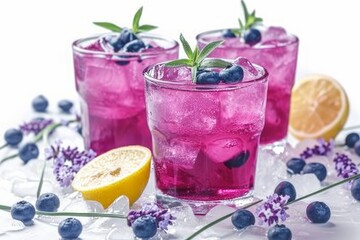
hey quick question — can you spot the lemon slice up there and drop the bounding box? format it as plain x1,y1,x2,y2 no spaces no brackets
72,145,152,208
289,74,349,141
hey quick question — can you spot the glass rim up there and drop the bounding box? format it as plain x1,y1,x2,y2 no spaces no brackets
72,33,179,57
196,28,299,50
143,59,269,92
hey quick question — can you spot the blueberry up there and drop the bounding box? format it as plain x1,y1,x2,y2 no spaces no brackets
4,128,23,146
306,201,331,223
222,29,236,38
19,143,39,164
302,162,327,181
267,224,292,240
58,100,73,113
36,193,60,212
224,150,250,169
196,71,221,85
219,65,244,83
108,28,138,52
58,218,83,239
11,200,36,226
345,132,360,148
354,141,360,156
115,58,130,66
123,39,146,53
231,209,255,230
350,178,360,201
286,158,306,174
132,215,157,239
274,181,296,202
32,95,49,112
244,28,262,46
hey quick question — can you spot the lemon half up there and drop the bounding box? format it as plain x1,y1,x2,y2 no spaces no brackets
289,74,349,141
72,145,152,208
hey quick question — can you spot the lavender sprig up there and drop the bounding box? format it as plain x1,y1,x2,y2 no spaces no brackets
127,203,176,231
333,153,359,179
300,139,334,159
256,194,290,226
20,118,53,135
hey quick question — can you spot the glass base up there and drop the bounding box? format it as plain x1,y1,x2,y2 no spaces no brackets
155,190,255,215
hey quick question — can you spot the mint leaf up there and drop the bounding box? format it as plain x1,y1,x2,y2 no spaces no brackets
197,40,223,63
200,59,232,69
192,46,200,63
165,59,192,67
138,24,158,32
93,22,123,32
191,66,198,83
236,0,263,35
180,34,193,60
132,6,143,33
241,0,250,22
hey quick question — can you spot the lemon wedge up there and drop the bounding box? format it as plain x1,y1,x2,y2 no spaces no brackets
289,74,349,141
72,145,152,208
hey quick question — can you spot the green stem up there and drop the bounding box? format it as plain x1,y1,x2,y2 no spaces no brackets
185,199,263,240
0,143,8,150
0,203,126,219
36,159,47,198
0,153,18,165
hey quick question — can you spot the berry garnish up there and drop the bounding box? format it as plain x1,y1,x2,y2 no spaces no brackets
354,141,360,156
306,201,331,223
132,215,157,239
224,150,249,169
10,200,36,226
286,158,306,174
231,209,255,230
4,128,23,146
19,142,39,164
32,95,49,112
196,71,221,85
222,29,236,38
123,39,146,52
58,218,83,239
219,64,244,83
350,178,360,201
345,132,360,148
274,181,296,202
267,224,292,240
244,28,262,46
58,100,73,113
36,193,60,212
302,162,327,181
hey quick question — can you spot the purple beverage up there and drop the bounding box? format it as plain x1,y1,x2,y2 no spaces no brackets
196,2,299,145
144,36,268,206
72,9,179,155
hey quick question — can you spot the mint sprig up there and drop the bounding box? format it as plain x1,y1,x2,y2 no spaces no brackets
232,0,263,36
165,34,227,83
93,6,157,34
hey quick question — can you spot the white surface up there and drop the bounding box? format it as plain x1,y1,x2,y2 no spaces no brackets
0,0,360,239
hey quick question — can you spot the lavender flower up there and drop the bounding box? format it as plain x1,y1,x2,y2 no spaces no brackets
255,193,290,226
127,203,176,231
20,118,53,135
45,141,96,187
333,153,359,179
300,139,334,160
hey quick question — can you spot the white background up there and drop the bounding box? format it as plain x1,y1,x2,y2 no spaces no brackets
0,0,359,132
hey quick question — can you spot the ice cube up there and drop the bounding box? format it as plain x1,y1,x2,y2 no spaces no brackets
163,137,202,167
286,174,321,198
11,179,54,198
0,220,25,235
202,137,246,163
260,26,288,46
233,57,259,76
152,64,191,81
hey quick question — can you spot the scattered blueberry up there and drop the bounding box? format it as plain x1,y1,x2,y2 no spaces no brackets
10,200,36,226
244,28,261,46
353,141,360,157
123,39,146,52
267,224,292,240
4,128,23,146
132,215,157,239
302,162,327,181
19,142,39,164
196,71,221,85
36,193,60,212
32,95,49,112
219,65,244,83
306,201,331,223
274,181,296,202
350,178,360,201
231,209,255,230
286,158,306,174
345,132,360,148
58,100,73,113
58,218,83,239
224,150,250,169
222,29,236,38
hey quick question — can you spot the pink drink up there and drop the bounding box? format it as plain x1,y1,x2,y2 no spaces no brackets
72,34,178,154
197,27,299,144
144,58,268,203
